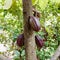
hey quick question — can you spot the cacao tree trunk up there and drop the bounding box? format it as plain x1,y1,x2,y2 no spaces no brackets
22,0,37,60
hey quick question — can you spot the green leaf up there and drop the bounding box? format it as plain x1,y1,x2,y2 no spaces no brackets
51,0,60,4
32,0,38,5
14,50,20,56
39,0,48,10
21,50,25,56
3,0,12,9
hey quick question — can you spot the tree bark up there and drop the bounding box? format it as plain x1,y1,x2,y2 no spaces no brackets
22,0,37,60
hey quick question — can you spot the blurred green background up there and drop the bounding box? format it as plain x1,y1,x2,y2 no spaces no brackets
0,0,60,60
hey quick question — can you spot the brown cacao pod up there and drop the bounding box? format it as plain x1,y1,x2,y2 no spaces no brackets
29,16,40,32
35,35,44,48
16,34,24,47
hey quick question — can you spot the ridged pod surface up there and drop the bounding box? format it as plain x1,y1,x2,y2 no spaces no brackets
16,34,24,47
35,35,44,48
29,16,40,32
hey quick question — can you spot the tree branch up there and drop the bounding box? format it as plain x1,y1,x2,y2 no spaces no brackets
50,45,60,60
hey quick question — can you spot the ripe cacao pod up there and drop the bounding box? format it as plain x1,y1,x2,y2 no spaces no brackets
35,35,44,48
16,34,24,47
29,16,40,32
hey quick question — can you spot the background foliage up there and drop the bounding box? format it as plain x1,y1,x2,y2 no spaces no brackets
0,0,60,60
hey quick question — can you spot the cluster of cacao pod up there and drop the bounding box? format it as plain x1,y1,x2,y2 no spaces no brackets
16,8,45,49
16,34,44,49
